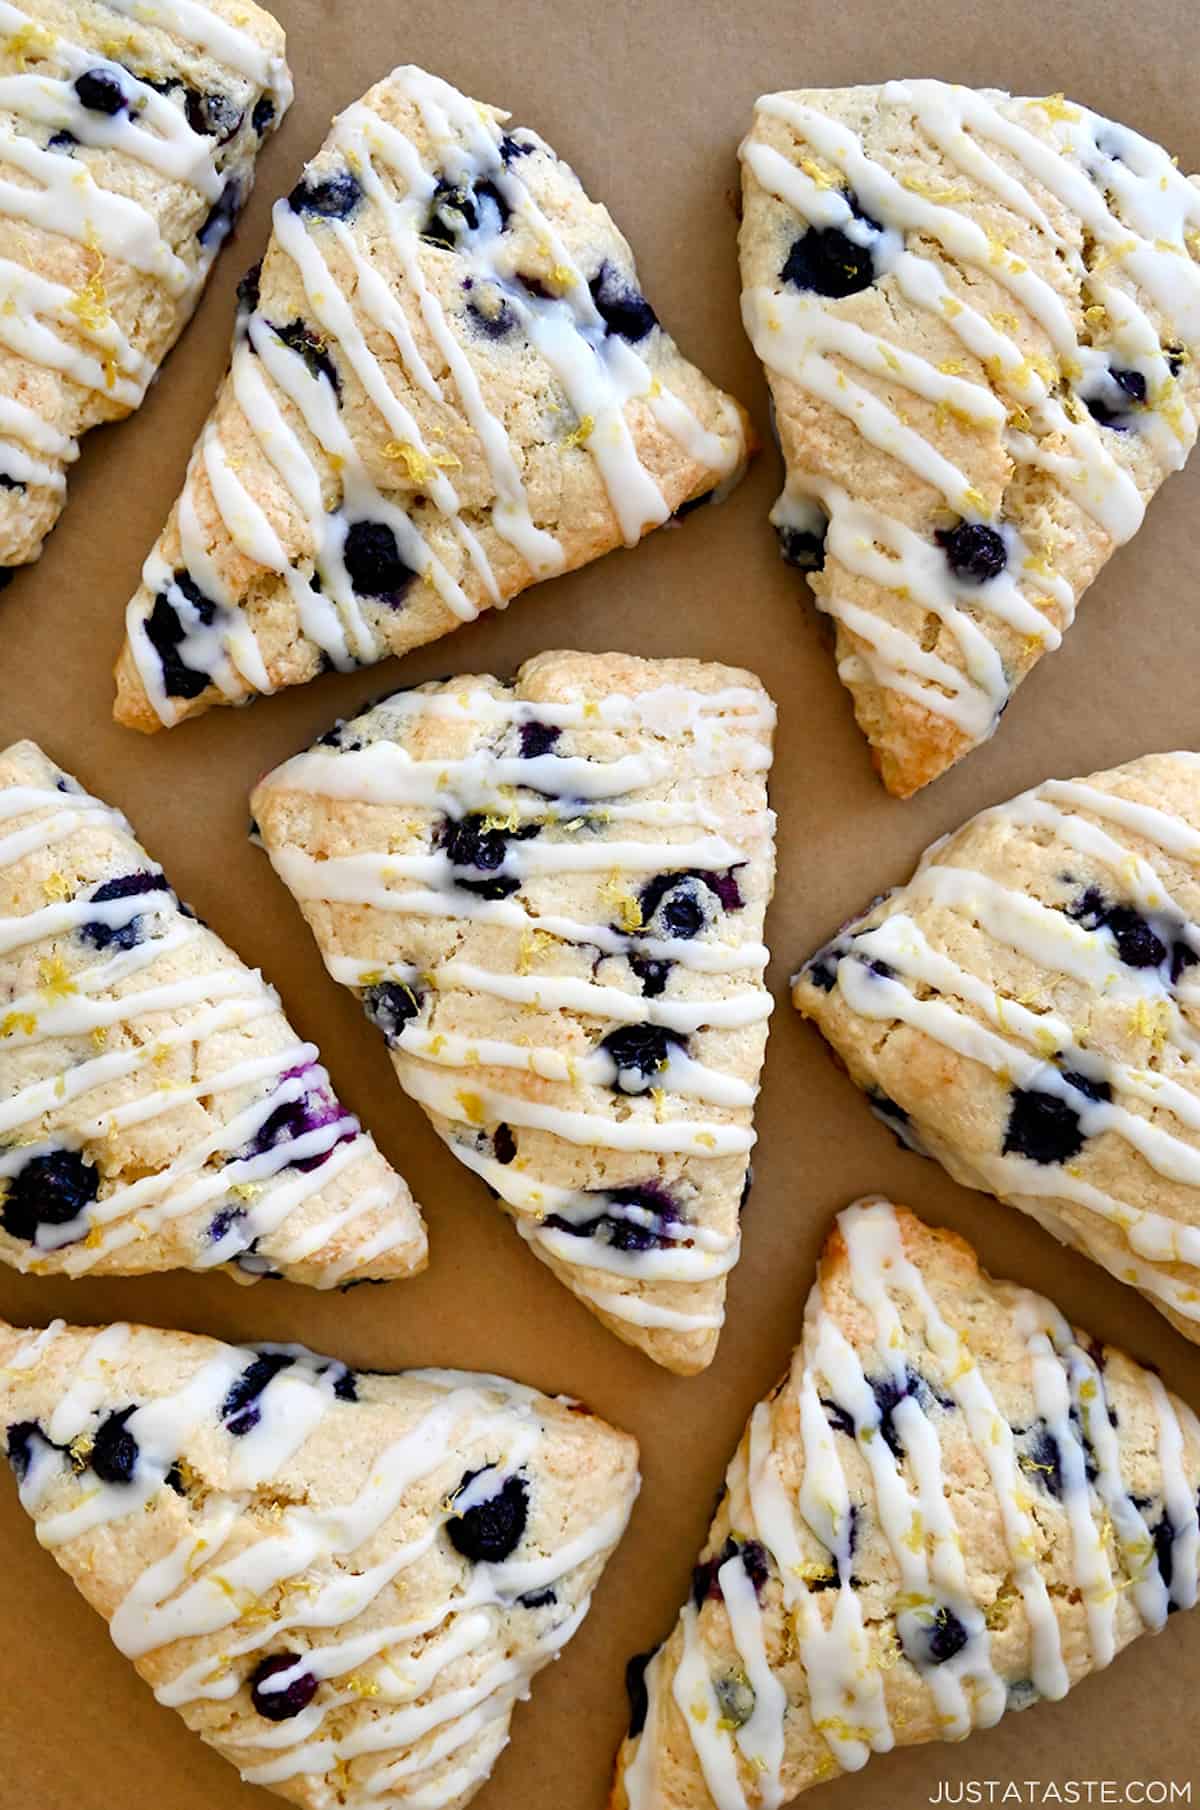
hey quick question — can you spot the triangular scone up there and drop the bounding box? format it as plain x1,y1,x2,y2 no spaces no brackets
793,752,1200,1345
0,0,291,577
612,1199,1200,1810
250,652,777,1374
0,1315,639,1809
0,740,426,1285
738,82,1200,796
113,66,753,732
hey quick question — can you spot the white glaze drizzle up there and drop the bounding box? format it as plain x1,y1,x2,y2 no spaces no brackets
0,761,419,1286
257,677,775,1342
742,81,1200,743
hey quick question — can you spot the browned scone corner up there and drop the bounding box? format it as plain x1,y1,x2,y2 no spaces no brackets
739,82,1200,796
114,64,753,731
610,1196,1200,1810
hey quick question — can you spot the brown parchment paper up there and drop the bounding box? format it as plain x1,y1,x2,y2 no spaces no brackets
3,3,1200,1805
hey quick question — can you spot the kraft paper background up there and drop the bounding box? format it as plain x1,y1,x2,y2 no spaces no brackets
1,2,1198,1806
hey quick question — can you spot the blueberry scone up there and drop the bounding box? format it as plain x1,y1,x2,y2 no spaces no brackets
250,651,777,1374
112,66,753,732
739,82,1200,796
0,739,427,1285
0,0,291,578
0,1314,639,1809
612,1199,1200,1810
793,752,1200,1345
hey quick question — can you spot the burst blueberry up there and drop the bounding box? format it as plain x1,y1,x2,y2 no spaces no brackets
222,1353,295,1436
713,1673,757,1728
446,1468,529,1563
184,87,243,139
252,96,276,136
75,69,126,114
343,520,416,603
782,224,876,298
600,1023,685,1091
288,168,362,219
629,955,670,998
198,179,241,247
438,813,539,900
362,980,422,1046
79,870,171,953
518,720,560,759
777,523,827,571
588,261,658,341
1003,1087,1085,1165
2,1148,99,1243
271,320,341,396
146,577,216,700
5,1421,40,1482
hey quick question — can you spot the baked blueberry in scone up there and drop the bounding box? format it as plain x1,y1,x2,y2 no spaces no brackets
113,65,754,731
611,1199,1200,1810
739,82,1200,796
0,1314,638,1809
249,651,778,1374
0,739,426,1285
794,752,1200,1346
0,0,291,576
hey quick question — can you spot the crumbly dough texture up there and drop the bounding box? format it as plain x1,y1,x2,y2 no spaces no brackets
610,1200,1200,1810
113,64,753,732
0,1313,639,1810
739,82,1200,795
0,0,290,573
0,738,427,1286
794,752,1200,1345
249,650,777,1375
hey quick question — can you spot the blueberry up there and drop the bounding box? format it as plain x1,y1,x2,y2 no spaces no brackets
90,1407,139,1485
250,1652,319,1721
714,1672,757,1728
247,1067,355,1173
782,224,876,298
184,88,243,140
868,1366,953,1462
47,129,77,153
236,261,262,314
493,1124,517,1165
777,523,826,571
821,1397,856,1438
692,1537,770,1609
629,955,670,998
446,1468,529,1562
438,814,539,900
543,1187,674,1255
637,870,742,937
499,133,535,165
600,1023,685,1091
1019,1422,1063,1499
588,262,658,342
222,1353,295,1436
517,1586,556,1609
2,1148,99,1243
1101,906,1166,969
519,720,560,759
1113,367,1147,403
1061,1069,1111,1104
165,1462,187,1496
252,96,275,136
145,585,213,700
936,521,1007,583
1153,1514,1175,1594
424,176,509,247
925,1605,970,1665
198,179,241,247
1066,886,1107,930
5,1421,40,1482
74,69,126,115
343,521,415,604
805,954,838,993
625,1648,656,1737
271,320,340,396
208,1205,247,1246
288,169,362,219
362,980,423,1046
1173,941,1198,985
331,1369,358,1403
1003,1088,1085,1165
79,870,171,953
